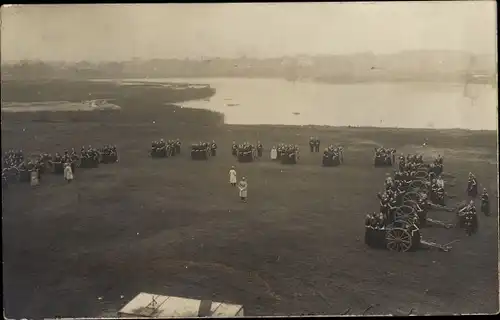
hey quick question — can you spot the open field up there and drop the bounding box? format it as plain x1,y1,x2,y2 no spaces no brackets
1,80,498,317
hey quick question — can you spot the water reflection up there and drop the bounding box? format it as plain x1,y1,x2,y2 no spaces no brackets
136,78,497,130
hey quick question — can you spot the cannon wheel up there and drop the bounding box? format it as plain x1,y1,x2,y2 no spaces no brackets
395,205,415,216
385,227,413,252
403,200,419,209
403,192,421,202
409,180,426,190
415,170,428,180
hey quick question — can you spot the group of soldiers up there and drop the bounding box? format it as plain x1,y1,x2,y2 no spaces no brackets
2,144,119,188
79,146,100,168
374,147,396,165
398,153,424,170
232,141,263,159
277,143,299,158
151,139,182,158
393,153,428,180
322,145,344,165
367,154,490,236
191,141,217,160
309,137,321,152
99,145,119,164
3,149,25,168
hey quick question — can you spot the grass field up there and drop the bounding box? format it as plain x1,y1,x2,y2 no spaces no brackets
1,80,498,317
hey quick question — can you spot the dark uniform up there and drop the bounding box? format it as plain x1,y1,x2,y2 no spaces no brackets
256,141,263,158
480,189,490,216
210,140,217,157
314,137,320,152
309,137,315,153
467,174,478,198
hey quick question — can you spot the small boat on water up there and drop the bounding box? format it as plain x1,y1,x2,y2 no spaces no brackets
292,112,301,116
226,103,239,107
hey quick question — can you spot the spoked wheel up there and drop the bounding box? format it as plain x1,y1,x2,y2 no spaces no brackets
403,192,421,202
395,205,415,218
403,200,419,209
409,180,426,191
385,227,413,252
415,170,428,180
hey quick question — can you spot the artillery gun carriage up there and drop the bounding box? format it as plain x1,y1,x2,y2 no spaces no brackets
374,148,396,167
191,144,211,160
365,213,454,252
281,149,299,165
236,145,256,163
322,146,344,167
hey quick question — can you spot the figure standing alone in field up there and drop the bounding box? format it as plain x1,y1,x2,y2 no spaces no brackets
229,166,237,186
467,172,478,198
480,188,490,216
64,163,74,183
30,169,39,187
238,177,248,202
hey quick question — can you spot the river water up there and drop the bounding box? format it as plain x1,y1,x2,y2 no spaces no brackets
121,78,498,130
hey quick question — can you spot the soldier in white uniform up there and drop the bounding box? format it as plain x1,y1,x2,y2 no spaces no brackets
64,162,74,183
229,166,237,186
30,170,40,187
270,146,278,160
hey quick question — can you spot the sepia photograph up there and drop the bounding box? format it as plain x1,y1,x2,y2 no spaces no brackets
1,2,498,318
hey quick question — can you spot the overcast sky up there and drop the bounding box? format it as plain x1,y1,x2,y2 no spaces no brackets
0,2,497,62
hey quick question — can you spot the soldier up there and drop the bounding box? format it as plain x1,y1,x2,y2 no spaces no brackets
314,137,320,152
238,177,248,202
64,162,74,183
377,192,389,215
467,173,478,198
30,168,40,187
211,140,218,157
229,166,237,186
436,154,443,165
175,139,181,154
256,141,263,158
309,137,315,153
270,146,278,161
385,177,394,191
480,188,490,216
232,141,238,156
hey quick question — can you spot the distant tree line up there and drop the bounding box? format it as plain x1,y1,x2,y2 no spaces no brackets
1,52,496,84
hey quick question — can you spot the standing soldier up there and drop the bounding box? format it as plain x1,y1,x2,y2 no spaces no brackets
467,172,478,199
238,177,248,202
64,162,74,183
175,139,181,154
314,137,321,152
270,146,278,161
229,166,237,187
30,169,40,187
256,141,263,158
211,140,218,157
232,141,238,156
309,137,315,153
480,188,490,216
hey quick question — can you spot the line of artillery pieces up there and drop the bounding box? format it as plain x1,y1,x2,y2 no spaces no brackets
366,157,477,253
3,150,118,186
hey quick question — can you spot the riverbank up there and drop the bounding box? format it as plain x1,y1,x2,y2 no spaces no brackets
1,79,216,106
